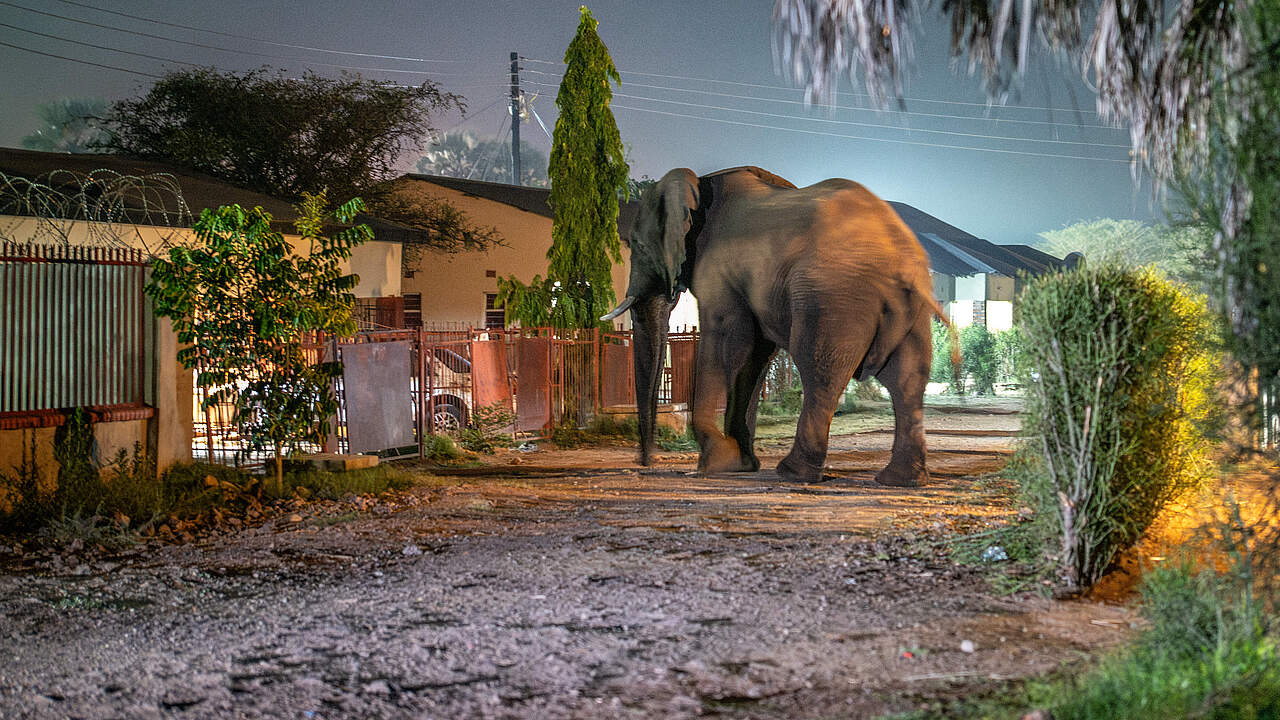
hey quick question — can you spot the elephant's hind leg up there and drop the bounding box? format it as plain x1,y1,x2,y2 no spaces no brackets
873,311,931,487
776,347,861,484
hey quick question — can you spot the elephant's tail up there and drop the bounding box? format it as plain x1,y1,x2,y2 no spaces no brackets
928,298,962,378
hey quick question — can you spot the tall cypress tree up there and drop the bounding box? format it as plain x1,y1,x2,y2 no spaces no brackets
498,6,628,330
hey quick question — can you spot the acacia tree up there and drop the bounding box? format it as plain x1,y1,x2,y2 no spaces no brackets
416,130,550,187
107,68,461,202
1036,218,1207,282
21,98,110,154
498,6,630,330
147,192,371,492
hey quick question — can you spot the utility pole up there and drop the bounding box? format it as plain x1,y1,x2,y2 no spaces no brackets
509,51,522,186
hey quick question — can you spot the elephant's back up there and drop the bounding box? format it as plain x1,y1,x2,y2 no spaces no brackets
810,183,930,277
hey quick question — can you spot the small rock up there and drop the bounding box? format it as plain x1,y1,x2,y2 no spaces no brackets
362,680,390,695
401,544,423,556
287,514,303,523
960,639,975,653
982,545,1009,562
1021,711,1054,720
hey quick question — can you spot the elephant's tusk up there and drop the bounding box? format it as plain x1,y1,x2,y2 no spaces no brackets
599,295,636,321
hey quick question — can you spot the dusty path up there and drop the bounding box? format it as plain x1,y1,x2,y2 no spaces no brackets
0,408,1136,719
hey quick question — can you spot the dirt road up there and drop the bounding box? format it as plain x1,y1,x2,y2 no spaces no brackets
0,408,1135,719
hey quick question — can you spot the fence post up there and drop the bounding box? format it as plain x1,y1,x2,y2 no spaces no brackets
592,326,601,417
416,328,427,458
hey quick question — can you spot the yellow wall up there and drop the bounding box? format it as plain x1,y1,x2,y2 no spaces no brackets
398,181,631,328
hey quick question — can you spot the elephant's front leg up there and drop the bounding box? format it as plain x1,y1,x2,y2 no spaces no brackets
693,318,759,474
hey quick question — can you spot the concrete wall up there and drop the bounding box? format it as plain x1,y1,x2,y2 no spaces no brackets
986,300,1014,331
398,181,632,328
986,274,1015,302
931,272,955,304
1,216,399,300
344,240,401,298
0,316,192,498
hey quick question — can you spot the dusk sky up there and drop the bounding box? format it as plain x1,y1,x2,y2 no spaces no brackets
0,0,1159,245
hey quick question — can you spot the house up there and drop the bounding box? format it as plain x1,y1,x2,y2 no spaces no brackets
389,174,661,330
0,147,407,479
887,201,1064,331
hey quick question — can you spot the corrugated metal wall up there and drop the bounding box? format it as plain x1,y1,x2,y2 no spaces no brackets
0,242,147,413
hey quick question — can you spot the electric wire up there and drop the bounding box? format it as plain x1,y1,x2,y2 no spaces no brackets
520,56,1105,116
1,21,198,67
522,66,1119,131
50,0,469,64
0,38,159,77
608,103,1133,164
0,1,486,78
467,110,511,181
524,78,1128,149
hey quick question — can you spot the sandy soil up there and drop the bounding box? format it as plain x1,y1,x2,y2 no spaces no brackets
0,404,1141,719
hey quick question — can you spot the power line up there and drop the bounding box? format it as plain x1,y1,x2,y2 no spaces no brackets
0,38,159,77
1,21,198,67
51,0,470,65
524,66,1119,131
608,103,1133,164
0,1,485,78
524,79,1128,149
522,56,1105,116
434,96,507,136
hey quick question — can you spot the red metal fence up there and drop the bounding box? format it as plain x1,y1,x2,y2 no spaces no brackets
0,242,151,429
192,325,704,465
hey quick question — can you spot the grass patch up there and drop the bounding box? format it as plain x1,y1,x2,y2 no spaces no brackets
277,464,414,501
1047,559,1279,719
305,511,360,528
656,425,699,452
874,668,1071,719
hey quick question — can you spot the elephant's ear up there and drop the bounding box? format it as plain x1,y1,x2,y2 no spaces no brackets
658,168,699,297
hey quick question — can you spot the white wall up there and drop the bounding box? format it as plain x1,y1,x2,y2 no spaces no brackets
987,300,1014,331
954,273,987,301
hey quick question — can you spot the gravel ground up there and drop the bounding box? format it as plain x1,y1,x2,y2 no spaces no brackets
0,410,1137,719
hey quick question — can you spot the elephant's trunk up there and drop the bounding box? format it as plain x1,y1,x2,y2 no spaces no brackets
631,294,673,466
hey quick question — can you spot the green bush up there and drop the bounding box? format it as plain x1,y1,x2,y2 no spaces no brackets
585,414,639,440
930,319,956,384
960,324,999,395
421,434,464,462
458,402,515,454
993,328,1024,386
52,408,101,515
1018,264,1217,589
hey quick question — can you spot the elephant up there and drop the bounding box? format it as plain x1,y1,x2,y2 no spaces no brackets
601,166,954,486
